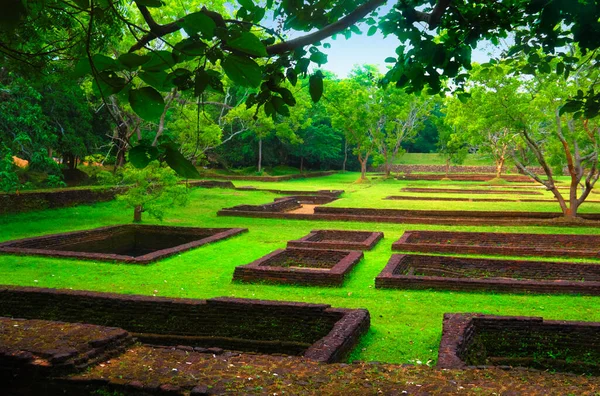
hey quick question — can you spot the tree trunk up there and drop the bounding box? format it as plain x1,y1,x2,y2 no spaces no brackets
496,156,505,178
445,157,450,178
384,162,391,177
257,138,262,173
360,159,367,179
300,156,304,173
133,205,143,223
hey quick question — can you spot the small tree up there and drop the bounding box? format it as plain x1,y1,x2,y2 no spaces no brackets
437,123,468,178
118,161,188,223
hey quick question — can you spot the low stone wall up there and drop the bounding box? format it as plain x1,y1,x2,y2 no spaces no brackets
393,230,600,258
0,286,369,363
236,187,344,198
397,173,535,182
287,230,384,251
226,196,302,213
386,164,545,174
438,313,600,375
201,171,336,182
400,187,542,195
376,254,600,295
0,187,128,215
0,180,236,215
233,248,364,286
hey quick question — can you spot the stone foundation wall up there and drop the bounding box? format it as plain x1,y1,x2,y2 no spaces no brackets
0,286,369,363
393,230,600,258
375,254,600,295
438,313,600,375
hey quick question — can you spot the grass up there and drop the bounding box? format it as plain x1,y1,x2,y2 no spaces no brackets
393,153,505,166
0,172,599,366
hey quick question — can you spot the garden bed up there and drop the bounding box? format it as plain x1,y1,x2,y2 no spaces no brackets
392,230,600,258
233,248,364,286
0,317,133,377
376,254,600,295
0,286,369,363
0,225,247,264
287,230,383,251
438,313,600,375
400,187,542,195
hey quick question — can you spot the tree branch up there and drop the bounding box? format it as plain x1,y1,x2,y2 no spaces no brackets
410,0,452,29
267,0,386,55
130,0,387,55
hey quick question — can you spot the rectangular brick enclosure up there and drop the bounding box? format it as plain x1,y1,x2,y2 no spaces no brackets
0,225,247,264
0,286,370,363
438,313,600,375
287,230,383,251
393,230,600,258
376,254,600,295
233,248,364,286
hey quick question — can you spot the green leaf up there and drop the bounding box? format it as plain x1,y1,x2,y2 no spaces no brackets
309,71,323,103
195,69,210,96
73,0,90,9
323,43,331,49
178,11,216,38
129,87,165,122
457,92,471,103
138,71,168,89
237,0,255,9
310,51,327,65
74,54,117,77
367,26,377,36
142,51,175,72
286,69,297,86
272,96,290,116
164,146,201,179
275,87,296,106
173,38,207,62
385,57,396,63
227,32,267,57
129,145,159,168
135,0,163,6
559,100,583,116
221,55,262,87
556,62,565,76
118,53,151,69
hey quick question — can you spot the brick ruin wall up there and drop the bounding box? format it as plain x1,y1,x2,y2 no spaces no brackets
438,314,600,375
375,254,600,295
0,286,369,363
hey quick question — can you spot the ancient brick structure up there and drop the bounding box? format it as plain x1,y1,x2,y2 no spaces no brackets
393,230,600,258
0,286,370,363
287,230,383,251
438,313,600,375
0,317,133,377
233,248,364,286
400,187,542,195
200,171,336,182
376,254,600,295
0,225,247,264
397,173,534,182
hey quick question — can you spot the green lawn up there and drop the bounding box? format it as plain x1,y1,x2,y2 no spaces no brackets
0,172,599,366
